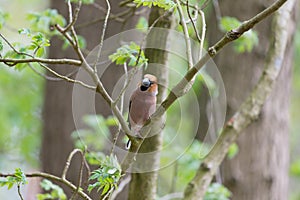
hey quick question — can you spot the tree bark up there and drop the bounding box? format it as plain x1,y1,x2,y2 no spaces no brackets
128,7,174,200
41,0,139,198
207,0,296,199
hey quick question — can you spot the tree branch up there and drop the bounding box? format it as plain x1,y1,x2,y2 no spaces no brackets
175,0,193,69
151,0,289,125
0,172,92,200
183,0,295,199
0,57,81,66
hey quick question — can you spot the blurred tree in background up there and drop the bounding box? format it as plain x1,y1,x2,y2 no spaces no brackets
0,0,299,199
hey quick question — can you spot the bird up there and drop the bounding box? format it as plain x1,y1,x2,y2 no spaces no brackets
126,74,158,148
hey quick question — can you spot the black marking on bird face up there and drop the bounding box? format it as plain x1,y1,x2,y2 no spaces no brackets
140,77,154,91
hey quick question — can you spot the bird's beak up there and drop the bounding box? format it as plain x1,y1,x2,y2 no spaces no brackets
142,78,151,87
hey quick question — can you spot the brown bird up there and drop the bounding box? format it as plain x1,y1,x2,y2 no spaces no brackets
128,74,158,140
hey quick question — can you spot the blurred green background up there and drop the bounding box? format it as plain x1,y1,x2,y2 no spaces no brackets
0,0,299,199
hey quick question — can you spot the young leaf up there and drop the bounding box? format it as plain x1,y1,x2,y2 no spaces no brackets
227,143,239,159
133,0,176,10
109,42,148,67
88,155,121,195
136,17,148,32
0,10,9,30
204,183,231,200
27,9,66,35
18,28,31,36
0,168,27,190
0,39,3,52
220,16,259,53
38,179,67,200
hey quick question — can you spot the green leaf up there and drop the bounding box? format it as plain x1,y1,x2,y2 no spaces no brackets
77,35,87,49
0,39,3,52
290,160,300,177
88,155,121,195
0,168,27,190
220,17,241,32
38,179,67,200
204,183,231,200
0,10,9,30
109,42,148,67
102,184,110,195
227,143,239,159
136,17,148,32
133,0,176,10
27,9,66,35
18,28,31,36
220,16,258,53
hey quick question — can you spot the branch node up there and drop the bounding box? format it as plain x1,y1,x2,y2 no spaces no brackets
208,47,216,56
226,30,242,40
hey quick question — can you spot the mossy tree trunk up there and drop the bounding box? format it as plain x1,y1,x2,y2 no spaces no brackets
128,7,174,200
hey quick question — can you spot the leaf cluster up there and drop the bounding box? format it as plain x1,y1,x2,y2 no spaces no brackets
37,179,67,200
0,168,27,189
109,42,148,67
88,155,122,196
204,183,231,200
133,0,176,10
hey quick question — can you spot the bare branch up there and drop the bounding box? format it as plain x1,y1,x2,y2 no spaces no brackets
39,62,96,90
151,0,289,123
17,184,24,200
28,64,80,81
158,192,183,200
110,176,131,200
64,0,82,32
0,57,81,66
0,172,92,200
175,0,193,69
183,0,295,198
198,10,206,58
186,1,201,42
93,0,111,73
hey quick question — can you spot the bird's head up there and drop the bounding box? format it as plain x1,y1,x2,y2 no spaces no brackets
140,74,158,95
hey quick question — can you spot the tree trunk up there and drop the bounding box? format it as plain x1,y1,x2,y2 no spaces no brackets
208,0,296,199
41,0,140,198
128,7,174,200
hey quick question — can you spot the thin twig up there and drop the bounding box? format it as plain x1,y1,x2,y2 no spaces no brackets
110,176,131,200
0,33,81,66
93,0,111,73
39,63,96,90
0,172,92,200
28,63,79,81
64,0,81,32
175,0,194,69
70,149,89,200
186,1,201,42
159,192,183,200
17,184,24,200
198,10,206,58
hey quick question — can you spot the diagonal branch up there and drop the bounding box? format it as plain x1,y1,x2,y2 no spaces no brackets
183,0,295,199
151,0,289,123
